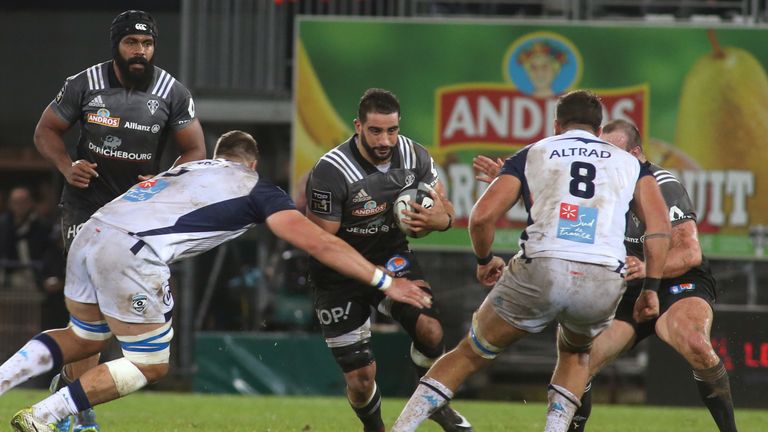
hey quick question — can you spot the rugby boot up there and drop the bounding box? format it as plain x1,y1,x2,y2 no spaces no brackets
10,408,56,432
429,404,474,431
72,409,99,432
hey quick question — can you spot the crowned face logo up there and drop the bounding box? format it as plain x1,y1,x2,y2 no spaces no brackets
87,108,120,128
504,32,581,98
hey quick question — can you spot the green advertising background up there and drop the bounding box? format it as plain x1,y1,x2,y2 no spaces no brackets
296,18,768,257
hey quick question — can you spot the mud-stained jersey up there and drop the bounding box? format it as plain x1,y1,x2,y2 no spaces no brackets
50,60,196,209
500,129,651,268
306,135,438,285
625,163,696,259
90,159,295,263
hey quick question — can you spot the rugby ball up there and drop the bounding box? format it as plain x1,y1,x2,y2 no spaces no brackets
393,182,435,238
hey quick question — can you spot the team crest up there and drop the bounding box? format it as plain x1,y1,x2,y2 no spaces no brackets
131,294,149,313
147,99,159,115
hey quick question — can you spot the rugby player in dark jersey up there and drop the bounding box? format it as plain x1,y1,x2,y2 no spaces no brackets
32,10,206,432
305,88,472,432
471,119,737,432
567,120,737,432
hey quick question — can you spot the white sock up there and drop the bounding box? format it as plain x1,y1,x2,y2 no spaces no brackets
545,384,581,432
0,340,55,395
392,377,454,432
32,387,80,423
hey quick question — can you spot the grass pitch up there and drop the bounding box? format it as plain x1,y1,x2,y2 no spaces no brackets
1,389,766,431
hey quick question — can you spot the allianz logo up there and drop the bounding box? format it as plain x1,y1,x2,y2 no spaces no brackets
124,121,161,134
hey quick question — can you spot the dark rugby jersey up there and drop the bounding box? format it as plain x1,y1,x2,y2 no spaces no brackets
625,162,707,265
50,60,196,210
307,135,439,285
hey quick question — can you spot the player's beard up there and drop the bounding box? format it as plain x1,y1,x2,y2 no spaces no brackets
114,55,154,90
360,133,393,163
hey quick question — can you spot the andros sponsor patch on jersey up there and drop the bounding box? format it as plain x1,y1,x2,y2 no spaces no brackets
122,178,170,202
557,202,598,244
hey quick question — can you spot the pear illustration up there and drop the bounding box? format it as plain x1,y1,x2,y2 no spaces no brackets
674,30,768,229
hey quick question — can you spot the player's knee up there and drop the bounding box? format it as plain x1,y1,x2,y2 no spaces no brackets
332,339,375,373
466,313,503,360
115,322,174,384
414,314,444,351
344,365,376,394
67,317,113,354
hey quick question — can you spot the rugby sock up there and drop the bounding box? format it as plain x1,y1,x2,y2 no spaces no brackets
349,382,384,432
0,334,62,395
32,379,92,423
693,360,737,432
569,381,592,432
545,384,581,432
392,377,453,432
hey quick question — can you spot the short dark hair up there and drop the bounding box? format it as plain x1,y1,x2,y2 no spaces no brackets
357,88,400,124
213,130,259,162
556,90,603,133
602,119,641,151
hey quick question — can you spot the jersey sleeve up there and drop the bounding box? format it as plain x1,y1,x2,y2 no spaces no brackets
167,81,196,131
499,146,530,181
305,160,347,221
49,74,85,124
413,142,439,188
656,170,697,225
248,180,296,223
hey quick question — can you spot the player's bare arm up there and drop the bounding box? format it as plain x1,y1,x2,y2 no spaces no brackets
662,219,702,278
631,175,672,322
472,155,504,184
269,209,431,308
306,210,342,235
34,106,99,188
171,118,206,165
625,219,701,282
469,175,520,286
402,182,454,234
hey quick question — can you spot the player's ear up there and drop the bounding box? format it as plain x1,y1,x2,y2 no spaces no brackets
553,119,562,135
249,160,258,171
353,118,362,134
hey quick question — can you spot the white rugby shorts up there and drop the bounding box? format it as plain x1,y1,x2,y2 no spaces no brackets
489,255,624,338
64,220,173,324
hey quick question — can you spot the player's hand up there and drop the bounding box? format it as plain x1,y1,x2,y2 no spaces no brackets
402,189,451,234
138,174,156,182
476,256,506,287
473,155,504,184
65,160,98,188
633,289,660,322
385,278,432,309
625,255,646,281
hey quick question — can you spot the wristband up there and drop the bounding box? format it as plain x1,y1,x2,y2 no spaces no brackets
476,252,494,266
371,268,393,290
642,277,661,292
439,214,453,232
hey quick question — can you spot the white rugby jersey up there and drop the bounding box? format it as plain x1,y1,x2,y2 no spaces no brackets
500,129,651,268
90,159,295,263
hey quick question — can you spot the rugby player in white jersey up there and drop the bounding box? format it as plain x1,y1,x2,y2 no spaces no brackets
392,90,671,432
0,130,431,432
473,120,738,432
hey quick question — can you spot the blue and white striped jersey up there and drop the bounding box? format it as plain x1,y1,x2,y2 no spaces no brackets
90,159,295,263
500,129,651,267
